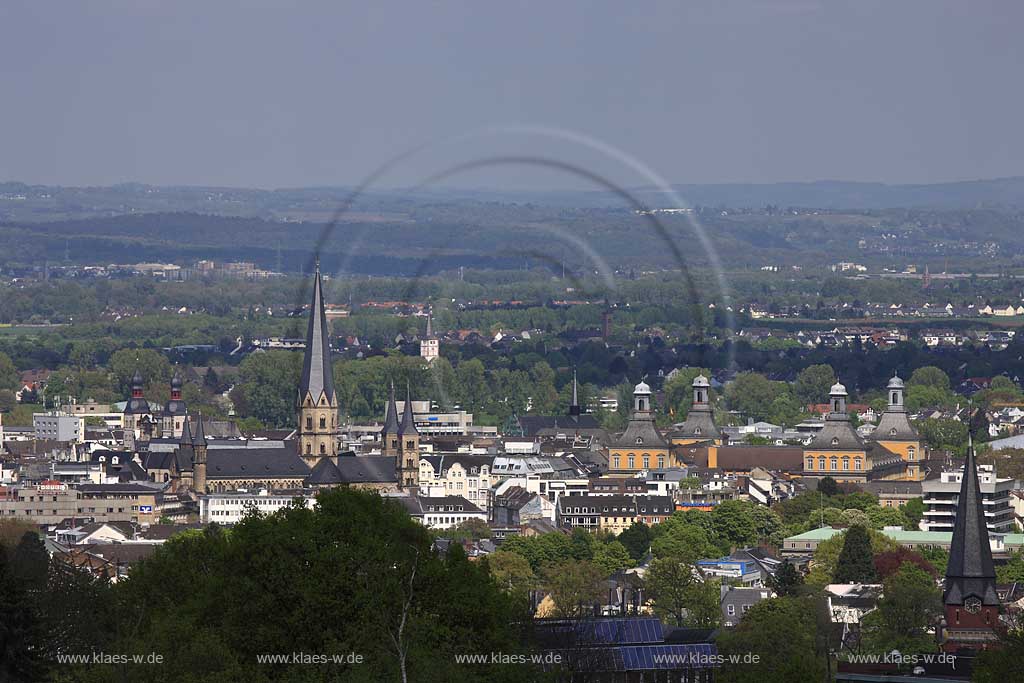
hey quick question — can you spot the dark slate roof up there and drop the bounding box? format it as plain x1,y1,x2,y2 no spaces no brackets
336,455,397,484
674,404,720,440
613,414,668,450
193,415,207,447
807,414,864,451
945,439,999,606
179,415,194,446
124,396,151,415
206,448,310,480
398,385,419,437
872,407,918,441
382,383,400,435
298,263,335,405
517,414,602,438
306,457,344,485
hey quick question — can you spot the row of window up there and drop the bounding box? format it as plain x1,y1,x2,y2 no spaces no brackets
611,455,666,470
806,456,863,471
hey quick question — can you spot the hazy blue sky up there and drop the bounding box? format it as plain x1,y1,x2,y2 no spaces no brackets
2,1,1021,190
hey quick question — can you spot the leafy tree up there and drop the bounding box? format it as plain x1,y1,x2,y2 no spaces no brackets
542,560,605,618
917,418,968,456
873,548,937,579
500,532,573,572
113,489,529,682
592,541,634,576
0,351,19,391
861,563,942,654
616,522,651,562
997,550,1024,583
486,550,535,594
908,366,951,391
806,527,898,585
867,505,906,530
645,557,696,626
711,500,764,550
717,596,826,683
682,578,722,628
0,544,45,682
817,476,839,497
901,498,925,530
768,560,804,597
794,364,836,406
972,626,1024,683
725,372,790,423
650,520,720,563
834,525,878,583
918,546,949,576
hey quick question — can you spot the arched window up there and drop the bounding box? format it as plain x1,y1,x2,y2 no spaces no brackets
694,427,702,435
305,443,312,455
830,456,838,471
306,417,313,430
818,456,826,470
628,455,635,469
907,446,916,461
636,437,644,445
320,443,326,454
320,416,326,429
806,457,814,470
831,437,839,447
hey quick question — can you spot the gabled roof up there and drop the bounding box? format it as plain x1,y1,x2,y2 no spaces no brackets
298,261,335,405
206,448,310,480
335,455,397,484
306,457,344,485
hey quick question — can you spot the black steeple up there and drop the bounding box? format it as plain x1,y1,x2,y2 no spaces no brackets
192,412,208,448
944,431,999,607
382,381,400,435
179,414,193,447
569,367,581,417
398,383,418,436
299,258,335,405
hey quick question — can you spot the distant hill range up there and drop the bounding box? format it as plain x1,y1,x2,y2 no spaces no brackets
629,177,1024,210
3,177,1024,216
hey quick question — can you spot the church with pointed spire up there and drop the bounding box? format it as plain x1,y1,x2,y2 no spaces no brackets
419,312,439,363
296,259,340,467
940,433,1001,652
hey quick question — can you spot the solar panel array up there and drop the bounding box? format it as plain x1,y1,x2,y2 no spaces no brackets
617,644,718,671
587,617,664,645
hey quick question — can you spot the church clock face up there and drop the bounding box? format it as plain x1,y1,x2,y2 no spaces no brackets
964,597,982,614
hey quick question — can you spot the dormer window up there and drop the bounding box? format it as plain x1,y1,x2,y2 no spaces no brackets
694,428,701,435
636,437,643,445
831,437,839,446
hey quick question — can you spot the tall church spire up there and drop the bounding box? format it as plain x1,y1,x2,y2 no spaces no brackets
569,367,581,417
941,429,1000,651
296,258,339,466
299,258,335,405
398,383,418,436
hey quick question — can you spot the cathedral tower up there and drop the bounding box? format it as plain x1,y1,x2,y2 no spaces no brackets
397,383,420,490
297,260,339,467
